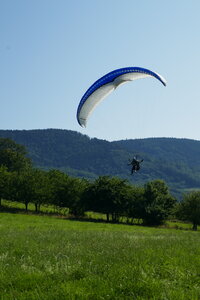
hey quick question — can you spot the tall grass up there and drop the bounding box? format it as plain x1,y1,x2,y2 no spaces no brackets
0,213,200,299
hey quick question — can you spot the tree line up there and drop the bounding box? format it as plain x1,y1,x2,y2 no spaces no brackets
1,129,200,195
0,137,200,230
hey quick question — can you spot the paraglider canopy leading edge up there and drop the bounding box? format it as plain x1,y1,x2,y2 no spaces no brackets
77,67,167,127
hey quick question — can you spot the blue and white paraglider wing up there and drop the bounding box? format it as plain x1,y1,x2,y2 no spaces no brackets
77,67,167,127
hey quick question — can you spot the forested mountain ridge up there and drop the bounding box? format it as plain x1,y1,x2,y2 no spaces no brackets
0,129,200,197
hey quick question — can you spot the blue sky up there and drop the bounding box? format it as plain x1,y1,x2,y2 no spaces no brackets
1,0,200,141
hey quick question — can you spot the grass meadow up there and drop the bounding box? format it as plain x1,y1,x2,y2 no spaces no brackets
0,212,200,300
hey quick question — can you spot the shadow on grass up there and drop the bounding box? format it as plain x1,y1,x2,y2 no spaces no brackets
0,205,195,231
65,216,195,231
0,205,26,214
0,204,133,225
67,215,147,227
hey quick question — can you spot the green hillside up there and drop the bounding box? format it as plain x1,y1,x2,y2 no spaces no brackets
0,129,200,197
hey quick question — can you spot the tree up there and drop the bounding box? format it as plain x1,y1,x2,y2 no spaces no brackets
85,176,132,222
30,169,52,212
0,138,31,172
47,170,88,216
0,166,11,206
9,170,36,211
177,191,200,230
143,180,176,225
126,186,145,223
66,177,89,216
9,169,49,211
47,169,70,209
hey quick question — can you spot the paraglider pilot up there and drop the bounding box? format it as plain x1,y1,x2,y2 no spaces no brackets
128,157,143,174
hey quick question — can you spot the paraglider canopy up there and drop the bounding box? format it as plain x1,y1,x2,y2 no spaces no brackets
77,67,167,127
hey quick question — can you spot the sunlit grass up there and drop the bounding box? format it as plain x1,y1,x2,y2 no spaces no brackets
1,200,68,215
0,212,200,299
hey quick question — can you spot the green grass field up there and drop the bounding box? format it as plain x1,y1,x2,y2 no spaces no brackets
0,212,200,300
